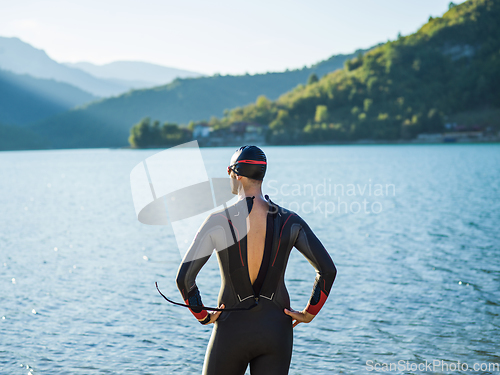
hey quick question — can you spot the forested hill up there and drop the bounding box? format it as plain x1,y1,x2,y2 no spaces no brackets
207,0,500,143
0,68,96,126
29,49,371,149
0,122,47,151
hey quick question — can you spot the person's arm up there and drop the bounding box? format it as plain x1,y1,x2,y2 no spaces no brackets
285,216,337,326
176,215,222,325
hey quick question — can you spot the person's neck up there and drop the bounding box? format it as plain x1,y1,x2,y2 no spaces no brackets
237,185,265,202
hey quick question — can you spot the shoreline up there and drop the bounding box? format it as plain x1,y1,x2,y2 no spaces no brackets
1,139,499,153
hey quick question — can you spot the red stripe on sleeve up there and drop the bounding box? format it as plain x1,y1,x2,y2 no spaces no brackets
305,290,328,316
184,299,208,320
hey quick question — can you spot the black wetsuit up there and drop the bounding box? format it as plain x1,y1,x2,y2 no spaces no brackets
176,195,337,375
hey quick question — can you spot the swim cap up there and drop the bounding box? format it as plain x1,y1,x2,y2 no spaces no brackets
228,145,267,181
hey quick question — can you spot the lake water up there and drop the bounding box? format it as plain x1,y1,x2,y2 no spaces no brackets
1,144,499,374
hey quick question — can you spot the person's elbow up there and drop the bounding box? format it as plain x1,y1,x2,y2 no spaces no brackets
331,262,337,282
324,260,337,283
176,264,189,293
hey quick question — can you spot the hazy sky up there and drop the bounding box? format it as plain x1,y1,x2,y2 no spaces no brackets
1,0,466,75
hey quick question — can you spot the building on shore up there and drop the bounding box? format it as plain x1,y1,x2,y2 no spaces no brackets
193,123,211,139
416,126,499,143
196,122,269,146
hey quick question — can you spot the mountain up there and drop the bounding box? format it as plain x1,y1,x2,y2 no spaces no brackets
0,122,48,151
64,61,204,89
29,48,372,148
203,0,500,144
0,37,130,97
0,68,97,126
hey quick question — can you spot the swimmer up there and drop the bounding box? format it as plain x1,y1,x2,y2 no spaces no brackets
176,145,337,375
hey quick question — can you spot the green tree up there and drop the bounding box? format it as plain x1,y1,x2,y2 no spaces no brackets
307,73,319,85
129,117,152,148
345,57,363,71
256,95,271,109
363,98,373,113
315,105,329,123
129,117,193,148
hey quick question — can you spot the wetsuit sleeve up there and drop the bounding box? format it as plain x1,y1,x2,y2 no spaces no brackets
293,218,337,316
176,215,217,325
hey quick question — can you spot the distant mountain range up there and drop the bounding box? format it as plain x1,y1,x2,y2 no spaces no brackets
0,34,377,150
0,68,97,126
0,37,204,97
27,48,372,149
64,61,203,89
23,0,499,150
0,37,125,97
